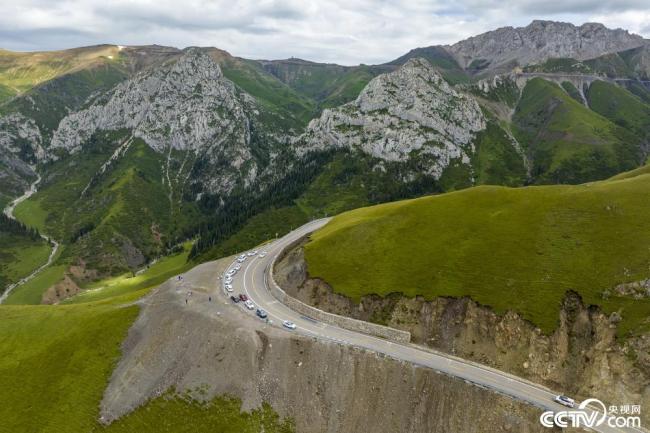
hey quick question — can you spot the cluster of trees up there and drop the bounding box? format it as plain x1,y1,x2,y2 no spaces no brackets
188,150,337,259
0,213,41,240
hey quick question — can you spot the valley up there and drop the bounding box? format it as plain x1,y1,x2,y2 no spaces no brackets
0,18,649,433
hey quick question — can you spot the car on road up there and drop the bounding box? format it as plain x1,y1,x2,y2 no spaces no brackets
225,277,233,284
247,251,255,256
225,284,233,292
230,295,239,303
258,252,266,258
239,294,248,302
237,258,245,263
226,270,235,276
234,264,241,270
256,309,268,319
282,320,296,330
554,395,575,408
244,300,255,310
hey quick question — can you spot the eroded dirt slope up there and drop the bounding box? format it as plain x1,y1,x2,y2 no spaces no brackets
101,257,552,433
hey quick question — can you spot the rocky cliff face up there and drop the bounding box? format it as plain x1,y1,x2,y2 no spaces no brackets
275,242,650,427
0,114,43,199
447,20,647,72
299,58,486,179
49,48,272,195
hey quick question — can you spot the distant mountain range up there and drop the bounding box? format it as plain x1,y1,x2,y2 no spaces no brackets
1,20,650,301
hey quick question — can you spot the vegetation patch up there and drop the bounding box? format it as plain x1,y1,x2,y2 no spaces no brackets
513,78,640,184
65,242,193,304
96,393,293,433
0,299,139,433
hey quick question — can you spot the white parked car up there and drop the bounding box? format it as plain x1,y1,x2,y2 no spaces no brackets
247,251,255,256
282,320,296,330
258,252,266,258
554,395,575,408
227,270,236,276
237,258,245,263
234,264,241,270
225,284,233,292
244,300,255,310
225,277,233,284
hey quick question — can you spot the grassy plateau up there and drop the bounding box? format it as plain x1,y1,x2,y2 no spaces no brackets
305,165,650,338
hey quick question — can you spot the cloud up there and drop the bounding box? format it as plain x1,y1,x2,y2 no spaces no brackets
0,0,648,65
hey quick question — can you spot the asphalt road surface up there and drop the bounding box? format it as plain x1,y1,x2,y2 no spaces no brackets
221,219,646,433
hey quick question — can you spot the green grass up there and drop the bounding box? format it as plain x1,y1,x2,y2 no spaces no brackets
96,393,293,433
0,234,50,291
586,80,650,137
0,45,124,95
0,299,140,433
0,243,294,433
2,62,127,134
513,78,640,184
16,133,199,275
388,47,469,84
219,57,315,128
258,59,387,112
66,242,193,304
0,82,15,103
524,58,591,74
472,120,528,186
4,263,66,305
13,197,49,232
305,166,650,339
560,81,584,104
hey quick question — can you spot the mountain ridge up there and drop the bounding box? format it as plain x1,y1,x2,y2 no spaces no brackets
2,19,650,295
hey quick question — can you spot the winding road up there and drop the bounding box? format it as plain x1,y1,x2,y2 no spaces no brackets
223,219,646,433
0,173,59,303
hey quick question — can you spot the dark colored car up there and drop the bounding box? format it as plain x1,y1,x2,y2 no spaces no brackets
239,294,248,302
230,295,239,303
256,309,268,319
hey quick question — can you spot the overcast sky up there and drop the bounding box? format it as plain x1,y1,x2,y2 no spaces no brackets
1,0,649,65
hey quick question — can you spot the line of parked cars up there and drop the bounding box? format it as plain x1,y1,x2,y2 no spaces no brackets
224,249,295,330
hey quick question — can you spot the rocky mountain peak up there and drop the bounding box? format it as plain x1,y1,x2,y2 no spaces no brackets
300,57,486,178
447,20,646,73
47,48,265,195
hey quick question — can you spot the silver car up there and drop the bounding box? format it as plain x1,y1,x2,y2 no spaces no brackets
554,395,575,408
282,320,296,330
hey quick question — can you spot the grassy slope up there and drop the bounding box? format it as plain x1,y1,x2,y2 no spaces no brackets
0,233,50,291
3,264,67,305
2,62,128,134
586,80,650,138
305,167,650,338
513,78,640,184
66,242,193,304
0,45,124,97
216,55,315,129
560,81,584,104
258,59,388,111
97,394,293,433
387,46,470,84
194,149,469,262
0,82,15,103
0,252,293,432
0,297,140,433
14,134,199,275
472,120,528,187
